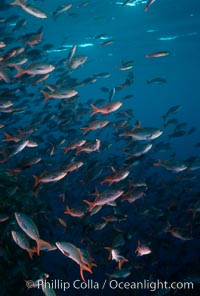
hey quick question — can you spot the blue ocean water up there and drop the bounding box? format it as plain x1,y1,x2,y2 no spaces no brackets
0,0,199,295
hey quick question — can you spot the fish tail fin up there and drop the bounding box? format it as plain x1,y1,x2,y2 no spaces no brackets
80,127,89,135
118,258,129,270
100,180,105,185
0,151,8,163
100,179,112,186
80,264,92,282
135,240,141,254
108,180,114,186
90,104,99,117
64,205,71,215
75,148,81,156
36,239,51,256
27,247,37,259
83,200,94,212
3,132,15,142
13,65,25,78
40,90,50,102
33,175,40,187
104,246,112,259
7,168,21,178
153,159,162,167
62,147,69,154
119,133,129,137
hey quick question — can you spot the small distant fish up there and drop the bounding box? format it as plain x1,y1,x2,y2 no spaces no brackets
101,39,115,46
66,45,77,65
154,159,188,172
168,129,187,138
146,77,167,84
135,240,152,256
146,51,170,58
0,140,30,163
121,0,132,7
106,268,131,279
165,224,193,241
109,88,115,102
33,169,69,187
52,4,72,18
122,187,147,203
126,143,152,158
14,63,55,78
64,206,85,218
80,120,109,134
162,105,182,121
117,61,134,71
0,41,6,48
62,139,86,154
69,55,88,69
104,247,128,270
10,0,47,19
77,1,90,8
12,18,27,31
94,72,111,79
90,101,122,116
100,169,130,186
0,214,10,222
145,0,156,12
40,88,78,101
84,189,124,212
75,139,100,155
120,125,163,141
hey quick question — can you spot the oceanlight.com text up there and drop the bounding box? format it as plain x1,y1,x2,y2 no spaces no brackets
26,278,194,292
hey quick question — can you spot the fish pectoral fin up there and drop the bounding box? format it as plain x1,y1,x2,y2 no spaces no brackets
107,201,117,207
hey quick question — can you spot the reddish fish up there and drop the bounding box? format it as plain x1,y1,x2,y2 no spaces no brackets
64,206,85,218
135,240,151,256
40,88,78,102
62,139,86,154
80,120,109,134
145,0,156,12
56,242,93,281
84,189,124,212
75,139,100,155
33,168,70,187
100,169,130,186
104,247,128,270
146,51,170,58
90,101,122,117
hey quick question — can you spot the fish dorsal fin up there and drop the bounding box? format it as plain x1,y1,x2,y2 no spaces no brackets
134,121,142,129
111,166,116,173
